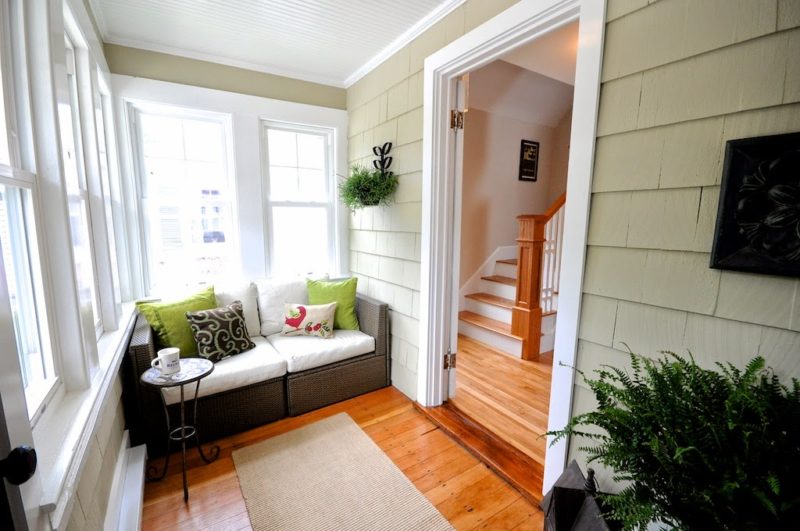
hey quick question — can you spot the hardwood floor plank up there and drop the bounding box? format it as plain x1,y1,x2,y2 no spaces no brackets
475,497,543,530
450,335,553,467
142,386,544,531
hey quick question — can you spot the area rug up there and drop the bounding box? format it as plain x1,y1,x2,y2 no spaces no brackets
232,413,454,531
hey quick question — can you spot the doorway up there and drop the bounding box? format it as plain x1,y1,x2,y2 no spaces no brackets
419,0,605,495
450,21,577,480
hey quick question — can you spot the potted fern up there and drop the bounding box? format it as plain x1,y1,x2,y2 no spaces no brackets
549,352,800,530
339,142,398,210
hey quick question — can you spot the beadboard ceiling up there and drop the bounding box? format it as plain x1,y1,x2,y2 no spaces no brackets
89,0,460,87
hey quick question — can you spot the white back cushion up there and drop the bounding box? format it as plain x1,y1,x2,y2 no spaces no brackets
254,278,308,336
215,282,260,337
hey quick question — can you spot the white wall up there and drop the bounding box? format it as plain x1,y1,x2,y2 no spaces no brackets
111,75,349,295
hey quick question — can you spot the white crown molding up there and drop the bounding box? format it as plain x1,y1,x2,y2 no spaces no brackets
343,0,467,88
103,35,348,88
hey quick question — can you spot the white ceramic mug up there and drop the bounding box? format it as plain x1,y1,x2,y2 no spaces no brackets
152,347,180,375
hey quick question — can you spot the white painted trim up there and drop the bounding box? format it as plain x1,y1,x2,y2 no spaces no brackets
38,306,137,529
118,443,146,531
102,430,130,531
344,0,468,87
86,0,108,40
103,36,347,89
419,0,606,494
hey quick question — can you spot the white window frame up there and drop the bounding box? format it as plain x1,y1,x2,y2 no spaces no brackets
261,120,337,278
0,0,61,422
127,102,238,295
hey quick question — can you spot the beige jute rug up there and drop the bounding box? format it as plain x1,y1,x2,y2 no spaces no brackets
232,413,454,531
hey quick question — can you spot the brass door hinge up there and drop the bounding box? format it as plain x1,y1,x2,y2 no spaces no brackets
444,350,457,369
450,109,464,130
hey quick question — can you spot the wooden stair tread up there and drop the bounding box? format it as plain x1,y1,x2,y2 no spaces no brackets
459,311,522,340
496,258,518,265
481,275,516,286
465,292,515,309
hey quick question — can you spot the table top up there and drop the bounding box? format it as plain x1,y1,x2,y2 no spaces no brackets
140,358,214,388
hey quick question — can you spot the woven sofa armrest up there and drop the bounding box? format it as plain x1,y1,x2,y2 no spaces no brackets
355,294,389,359
128,312,157,376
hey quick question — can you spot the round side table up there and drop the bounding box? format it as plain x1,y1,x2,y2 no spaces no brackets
140,357,220,502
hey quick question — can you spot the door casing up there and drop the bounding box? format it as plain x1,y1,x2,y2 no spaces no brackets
418,0,606,493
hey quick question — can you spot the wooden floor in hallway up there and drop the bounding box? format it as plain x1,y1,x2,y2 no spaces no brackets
141,386,544,530
450,335,553,467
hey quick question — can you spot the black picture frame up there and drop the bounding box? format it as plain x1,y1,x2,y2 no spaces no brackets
710,131,800,277
519,139,539,182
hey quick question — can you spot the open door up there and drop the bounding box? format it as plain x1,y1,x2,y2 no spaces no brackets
0,241,43,530
445,75,468,400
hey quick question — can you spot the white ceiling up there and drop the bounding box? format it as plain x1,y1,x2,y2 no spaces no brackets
500,21,579,86
468,61,574,127
90,0,461,87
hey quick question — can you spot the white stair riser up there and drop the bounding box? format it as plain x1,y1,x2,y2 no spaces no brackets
480,280,516,300
458,321,522,358
541,332,555,353
542,313,557,335
494,262,518,279
464,298,513,323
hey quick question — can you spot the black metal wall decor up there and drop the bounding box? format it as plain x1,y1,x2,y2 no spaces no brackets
519,139,540,182
710,131,800,277
373,142,393,177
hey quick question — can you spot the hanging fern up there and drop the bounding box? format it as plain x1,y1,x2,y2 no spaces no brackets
549,352,800,530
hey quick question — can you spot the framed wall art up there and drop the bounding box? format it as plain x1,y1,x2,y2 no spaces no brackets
710,131,800,277
519,139,539,182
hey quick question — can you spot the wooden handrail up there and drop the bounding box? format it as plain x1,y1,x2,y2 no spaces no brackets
512,193,566,361
543,193,566,220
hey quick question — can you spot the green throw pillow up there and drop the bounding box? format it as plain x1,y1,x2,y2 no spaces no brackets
136,286,217,357
306,278,359,330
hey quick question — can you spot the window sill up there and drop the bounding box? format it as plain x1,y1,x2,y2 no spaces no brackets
32,303,136,529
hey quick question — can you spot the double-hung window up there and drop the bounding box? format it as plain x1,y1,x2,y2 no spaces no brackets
133,107,236,293
58,36,103,338
263,123,335,277
0,0,56,418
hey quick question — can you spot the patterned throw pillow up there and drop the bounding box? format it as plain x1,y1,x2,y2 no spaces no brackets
280,302,336,338
186,301,256,362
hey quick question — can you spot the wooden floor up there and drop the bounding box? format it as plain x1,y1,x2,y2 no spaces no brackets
450,335,553,466
142,386,544,530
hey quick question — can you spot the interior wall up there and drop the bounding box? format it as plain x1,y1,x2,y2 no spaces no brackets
548,108,572,205
459,108,560,286
104,44,347,110
571,0,800,490
112,75,349,295
346,0,522,397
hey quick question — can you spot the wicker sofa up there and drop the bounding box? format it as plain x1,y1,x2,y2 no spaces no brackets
121,291,389,456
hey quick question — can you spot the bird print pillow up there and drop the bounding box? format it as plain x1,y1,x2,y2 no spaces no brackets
281,302,337,338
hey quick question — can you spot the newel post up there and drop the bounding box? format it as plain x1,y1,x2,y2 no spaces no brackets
512,215,546,361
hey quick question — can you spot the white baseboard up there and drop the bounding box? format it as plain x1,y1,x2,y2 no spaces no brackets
103,430,130,531
110,436,147,531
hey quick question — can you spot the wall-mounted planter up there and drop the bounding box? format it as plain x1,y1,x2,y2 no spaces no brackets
339,142,398,210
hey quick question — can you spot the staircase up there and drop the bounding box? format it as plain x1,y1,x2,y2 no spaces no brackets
459,194,565,360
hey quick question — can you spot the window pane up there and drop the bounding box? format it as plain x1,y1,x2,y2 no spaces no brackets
183,119,224,162
297,133,324,169
0,185,56,417
268,166,298,201
267,129,297,167
266,128,329,202
138,112,236,292
271,206,328,277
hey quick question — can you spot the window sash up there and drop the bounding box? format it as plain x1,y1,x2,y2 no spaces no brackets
263,122,335,277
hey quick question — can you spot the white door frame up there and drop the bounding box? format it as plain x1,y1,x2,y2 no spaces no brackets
418,0,606,493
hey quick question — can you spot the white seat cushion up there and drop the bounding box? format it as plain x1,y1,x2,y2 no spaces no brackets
162,336,287,405
267,330,375,373
215,282,260,337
